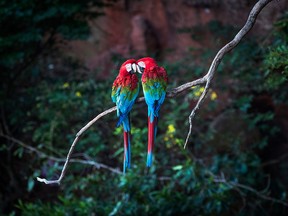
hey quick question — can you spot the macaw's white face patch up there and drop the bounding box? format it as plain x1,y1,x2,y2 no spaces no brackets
132,63,137,72
125,63,132,72
136,61,146,74
138,61,145,68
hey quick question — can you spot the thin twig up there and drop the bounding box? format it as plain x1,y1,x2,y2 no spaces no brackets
77,106,117,136
36,136,78,184
261,153,288,167
0,134,121,178
205,170,288,207
214,177,288,207
183,0,274,148
184,80,210,148
166,77,206,98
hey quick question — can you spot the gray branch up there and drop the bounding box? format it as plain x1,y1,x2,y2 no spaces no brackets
213,173,288,207
36,0,275,185
0,134,122,180
183,0,274,148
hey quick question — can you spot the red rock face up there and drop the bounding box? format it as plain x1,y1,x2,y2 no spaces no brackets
65,0,287,76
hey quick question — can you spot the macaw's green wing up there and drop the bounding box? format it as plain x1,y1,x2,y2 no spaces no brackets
142,66,168,119
111,79,122,117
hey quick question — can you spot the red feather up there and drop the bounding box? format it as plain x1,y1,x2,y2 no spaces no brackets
123,131,130,172
147,116,157,167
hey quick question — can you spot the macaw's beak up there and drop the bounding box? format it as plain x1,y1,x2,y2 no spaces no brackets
131,63,137,74
136,65,144,74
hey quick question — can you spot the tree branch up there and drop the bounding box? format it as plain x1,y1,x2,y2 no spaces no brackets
0,134,121,179
35,79,208,184
36,0,275,184
213,174,288,207
183,0,274,148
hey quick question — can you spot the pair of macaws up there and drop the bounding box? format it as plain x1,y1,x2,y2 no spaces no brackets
111,57,168,173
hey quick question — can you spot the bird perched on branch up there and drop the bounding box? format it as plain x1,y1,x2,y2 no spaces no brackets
111,59,139,173
136,57,168,167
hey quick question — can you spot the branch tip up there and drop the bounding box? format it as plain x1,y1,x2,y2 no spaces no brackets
182,0,274,147
36,177,60,185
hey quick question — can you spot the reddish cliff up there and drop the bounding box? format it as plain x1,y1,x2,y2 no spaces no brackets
65,0,287,76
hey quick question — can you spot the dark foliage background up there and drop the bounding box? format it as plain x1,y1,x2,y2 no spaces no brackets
0,0,288,215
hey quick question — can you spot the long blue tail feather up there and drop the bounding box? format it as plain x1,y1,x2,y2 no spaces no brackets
122,115,131,173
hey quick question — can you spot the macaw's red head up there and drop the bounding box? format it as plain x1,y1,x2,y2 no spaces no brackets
119,59,138,76
136,57,157,74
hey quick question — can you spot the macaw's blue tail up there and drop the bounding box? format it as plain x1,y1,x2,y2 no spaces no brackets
147,116,158,167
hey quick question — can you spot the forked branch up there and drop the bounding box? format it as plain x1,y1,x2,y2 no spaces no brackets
37,0,274,185
183,0,274,148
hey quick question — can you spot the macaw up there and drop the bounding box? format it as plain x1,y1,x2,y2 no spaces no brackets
111,59,139,173
136,57,168,167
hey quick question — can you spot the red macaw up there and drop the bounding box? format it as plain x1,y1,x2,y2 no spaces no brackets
136,57,168,167
111,59,139,173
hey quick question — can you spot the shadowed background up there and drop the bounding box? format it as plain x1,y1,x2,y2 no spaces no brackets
1,0,288,215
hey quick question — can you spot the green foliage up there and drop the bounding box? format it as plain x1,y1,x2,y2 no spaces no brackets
0,0,105,72
263,13,288,102
1,4,288,216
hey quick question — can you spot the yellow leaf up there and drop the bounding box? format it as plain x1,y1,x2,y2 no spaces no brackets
75,91,82,97
167,124,176,133
63,82,69,88
210,91,217,100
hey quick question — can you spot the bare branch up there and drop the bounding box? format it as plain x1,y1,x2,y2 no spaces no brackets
0,134,121,181
35,77,207,184
77,106,117,137
36,0,275,184
166,77,206,98
213,175,288,207
184,80,210,148
183,0,274,148
37,136,79,184
261,153,288,167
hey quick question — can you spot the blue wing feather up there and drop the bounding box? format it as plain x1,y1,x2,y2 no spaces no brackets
113,85,139,131
143,81,166,122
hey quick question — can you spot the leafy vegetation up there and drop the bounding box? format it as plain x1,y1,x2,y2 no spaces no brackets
0,2,288,216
